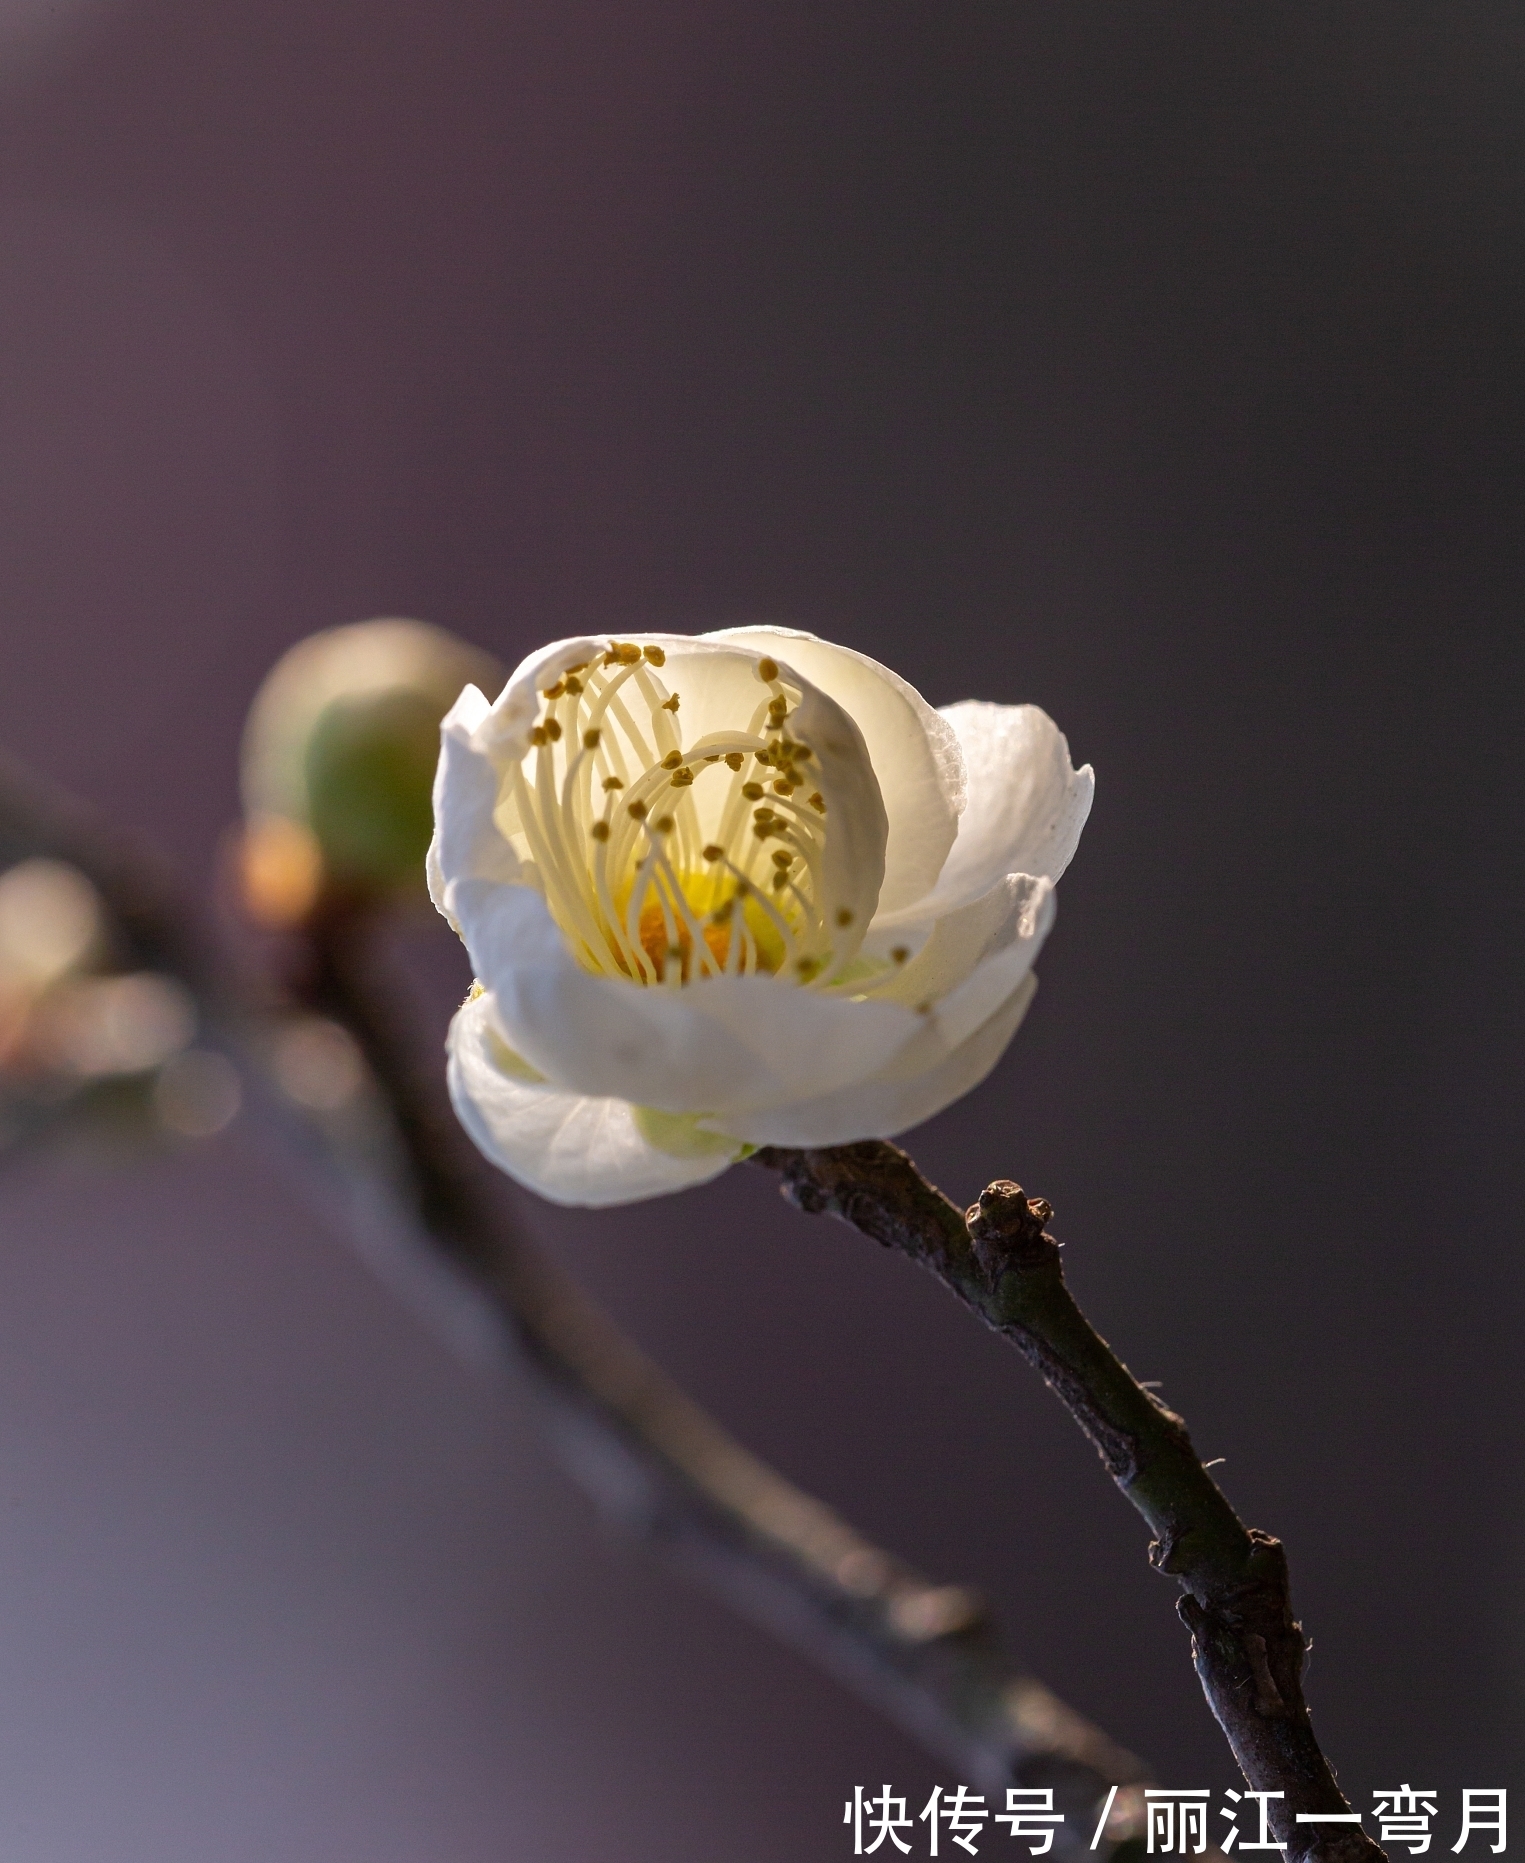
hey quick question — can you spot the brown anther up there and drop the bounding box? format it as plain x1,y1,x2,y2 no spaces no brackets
752,806,775,822
530,725,547,747
590,820,611,842
734,878,750,895
565,660,590,674
752,822,774,838
661,693,680,712
835,907,854,927
808,792,825,812
614,641,642,664
564,674,583,695
583,728,601,749
602,775,624,790
542,680,566,699
891,945,909,964
652,814,675,834
773,780,795,796
796,955,821,979
741,781,764,800
628,799,648,820
544,718,562,741
771,872,789,890
704,754,720,762
661,749,683,770
703,845,726,862
756,656,779,682
643,644,666,666
670,768,694,787
771,849,793,867
724,752,744,770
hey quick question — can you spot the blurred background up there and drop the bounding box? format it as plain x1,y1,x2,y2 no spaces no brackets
0,1,1519,1856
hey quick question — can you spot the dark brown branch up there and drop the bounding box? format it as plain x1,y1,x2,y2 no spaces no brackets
0,753,1147,1850
753,1141,1382,1863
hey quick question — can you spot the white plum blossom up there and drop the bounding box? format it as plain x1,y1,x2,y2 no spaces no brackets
427,627,1092,1206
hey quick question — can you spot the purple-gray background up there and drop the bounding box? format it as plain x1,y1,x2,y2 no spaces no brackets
0,2,1519,1857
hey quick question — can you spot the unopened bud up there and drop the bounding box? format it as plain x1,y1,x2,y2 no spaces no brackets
240,618,501,913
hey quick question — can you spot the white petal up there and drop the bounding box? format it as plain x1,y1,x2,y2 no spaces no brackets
722,968,1038,1148
476,635,606,759
726,888,1052,1147
447,990,737,1207
922,903,1053,1053
449,876,924,1118
426,684,523,922
775,659,886,972
706,627,964,915
856,873,1054,1011
876,701,1092,929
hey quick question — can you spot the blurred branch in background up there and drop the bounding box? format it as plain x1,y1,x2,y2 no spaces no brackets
0,738,1149,1856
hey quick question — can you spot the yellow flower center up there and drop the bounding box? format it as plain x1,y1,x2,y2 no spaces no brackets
500,644,843,986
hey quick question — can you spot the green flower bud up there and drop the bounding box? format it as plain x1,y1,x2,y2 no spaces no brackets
241,618,501,915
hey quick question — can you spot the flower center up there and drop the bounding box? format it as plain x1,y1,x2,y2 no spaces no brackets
501,643,847,987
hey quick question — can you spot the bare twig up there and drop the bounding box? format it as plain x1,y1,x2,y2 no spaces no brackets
0,753,1147,1847
753,1141,1383,1863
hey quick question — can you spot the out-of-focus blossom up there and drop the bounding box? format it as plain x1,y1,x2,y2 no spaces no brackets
430,628,1092,1207
33,971,194,1076
270,1017,366,1113
240,617,502,919
0,857,101,990
0,855,236,1149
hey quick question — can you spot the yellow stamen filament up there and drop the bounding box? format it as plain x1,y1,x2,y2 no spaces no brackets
499,647,848,988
